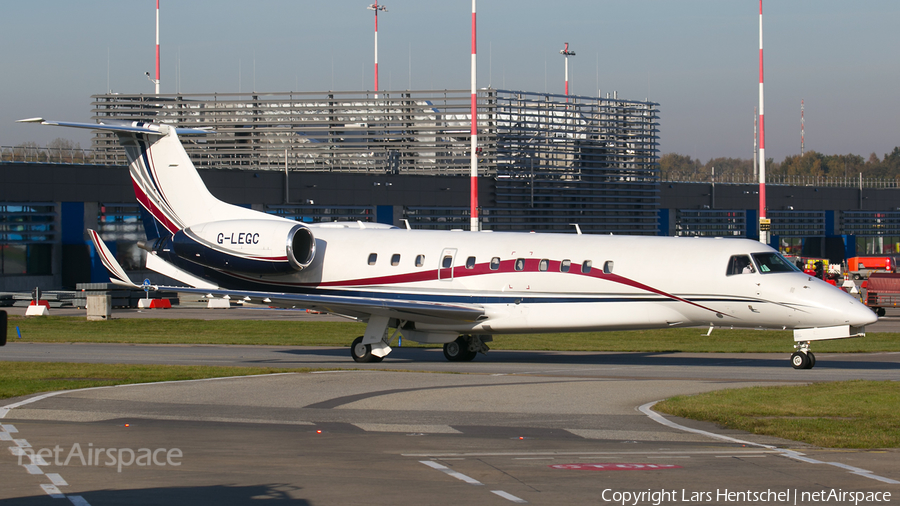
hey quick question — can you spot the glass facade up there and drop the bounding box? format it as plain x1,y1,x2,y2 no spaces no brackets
675,210,745,237
0,203,54,275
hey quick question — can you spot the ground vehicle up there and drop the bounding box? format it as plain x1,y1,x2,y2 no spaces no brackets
847,256,898,280
864,272,900,317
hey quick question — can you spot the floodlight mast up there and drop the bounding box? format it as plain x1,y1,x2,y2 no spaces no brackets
758,0,768,245
367,3,387,98
560,42,575,102
470,0,479,232
146,0,161,93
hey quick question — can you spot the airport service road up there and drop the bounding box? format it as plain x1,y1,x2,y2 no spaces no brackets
1,354,899,505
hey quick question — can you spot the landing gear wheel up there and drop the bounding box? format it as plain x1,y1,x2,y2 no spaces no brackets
791,351,811,370
443,336,477,362
351,336,383,363
807,352,816,368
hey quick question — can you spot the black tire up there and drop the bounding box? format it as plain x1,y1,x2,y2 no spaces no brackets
350,336,383,363
443,336,477,362
790,351,810,370
807,352,816,369
877,307,886,317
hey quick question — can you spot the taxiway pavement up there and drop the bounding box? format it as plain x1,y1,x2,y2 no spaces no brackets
1,306,898,505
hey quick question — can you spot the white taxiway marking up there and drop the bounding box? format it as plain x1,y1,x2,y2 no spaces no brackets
419,460,528,503
40,484,64,498
492,490,528,503
640,400,900,485
419,460,483,485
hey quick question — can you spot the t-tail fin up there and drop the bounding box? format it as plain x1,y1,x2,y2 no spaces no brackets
18,119,265,233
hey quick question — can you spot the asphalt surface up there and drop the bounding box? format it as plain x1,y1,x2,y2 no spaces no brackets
0,306,898,505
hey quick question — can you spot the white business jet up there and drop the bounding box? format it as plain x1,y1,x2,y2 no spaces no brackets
19,118,877,368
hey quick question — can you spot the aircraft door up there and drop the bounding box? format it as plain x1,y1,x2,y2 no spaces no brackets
438,248,457,281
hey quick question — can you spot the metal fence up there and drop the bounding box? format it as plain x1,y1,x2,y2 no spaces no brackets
662,173,900,189
1,146,95,165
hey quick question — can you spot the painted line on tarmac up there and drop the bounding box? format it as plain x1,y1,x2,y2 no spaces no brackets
420,460,483,485
639,400,900,485
419,460,529,503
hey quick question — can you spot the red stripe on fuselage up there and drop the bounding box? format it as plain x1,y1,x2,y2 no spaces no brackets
131,177,180,234
219,258,727,316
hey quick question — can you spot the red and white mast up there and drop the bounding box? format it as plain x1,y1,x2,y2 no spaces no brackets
560,42,575,101
758,0,767,244
155,0,160,94
469,0,479,231
367,3,387,97
801,99,805,156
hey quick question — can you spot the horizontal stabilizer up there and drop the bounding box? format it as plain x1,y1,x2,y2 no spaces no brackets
17,118,210,135
88,229,138,288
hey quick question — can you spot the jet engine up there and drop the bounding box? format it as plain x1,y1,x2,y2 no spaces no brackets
170,219,315,275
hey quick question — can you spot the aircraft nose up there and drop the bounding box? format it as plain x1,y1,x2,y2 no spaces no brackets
847,298,878,327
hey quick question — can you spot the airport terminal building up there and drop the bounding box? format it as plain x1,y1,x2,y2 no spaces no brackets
2,88,899,291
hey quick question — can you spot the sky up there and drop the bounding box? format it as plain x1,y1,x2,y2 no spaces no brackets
2,0,899,163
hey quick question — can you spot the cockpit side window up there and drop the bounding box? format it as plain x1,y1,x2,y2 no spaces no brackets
752,252,801,274
726,255,755,276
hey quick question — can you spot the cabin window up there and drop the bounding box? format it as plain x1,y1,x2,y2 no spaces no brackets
391,254,401,266
560,259,571,272
539,259,549,272
415,254,425,267
603,261,614,274
515,258,525,271
466,256,476,269
442,255,453,268
726,255,755,276
751,252,799,274
368,253,377,265
581,260,592,273
490,257,501,270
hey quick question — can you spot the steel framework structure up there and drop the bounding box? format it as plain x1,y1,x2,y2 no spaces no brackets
91,88,659,233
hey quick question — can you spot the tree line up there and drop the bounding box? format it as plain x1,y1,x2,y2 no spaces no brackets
660,147,900,182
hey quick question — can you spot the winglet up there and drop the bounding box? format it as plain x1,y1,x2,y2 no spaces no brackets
88,229,138,287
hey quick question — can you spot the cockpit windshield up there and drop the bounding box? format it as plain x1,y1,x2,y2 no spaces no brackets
751,252,801,274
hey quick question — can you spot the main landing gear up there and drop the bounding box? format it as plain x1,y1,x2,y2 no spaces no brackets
443,335,490,362
790,340,816,370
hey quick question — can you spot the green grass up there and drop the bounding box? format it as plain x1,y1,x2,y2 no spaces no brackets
6,316,900,353
655,380,900,449
0,361,313,402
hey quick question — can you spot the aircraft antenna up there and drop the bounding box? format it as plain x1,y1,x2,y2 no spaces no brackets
470,0,479,231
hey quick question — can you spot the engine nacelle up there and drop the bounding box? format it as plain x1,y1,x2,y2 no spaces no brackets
172,219,315,275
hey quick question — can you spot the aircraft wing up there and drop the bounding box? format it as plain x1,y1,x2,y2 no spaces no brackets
166,285,485,325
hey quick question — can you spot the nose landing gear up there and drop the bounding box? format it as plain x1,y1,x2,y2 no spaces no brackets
790,341,816,369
